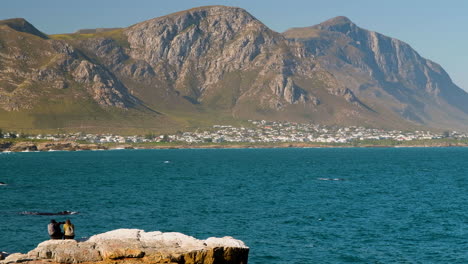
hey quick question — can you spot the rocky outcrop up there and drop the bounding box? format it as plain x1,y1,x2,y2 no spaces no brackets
0,229,249,264
0,142,13,151
72,60,134,108
6,142,37,152
0,141,107,152
267,75,315,109
36,142,106,151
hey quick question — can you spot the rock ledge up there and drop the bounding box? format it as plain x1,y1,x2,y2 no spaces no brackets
1,229,249,264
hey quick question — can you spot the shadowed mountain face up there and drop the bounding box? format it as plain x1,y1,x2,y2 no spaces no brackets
0,18,49,39
1,6,467,132
284,16,468,130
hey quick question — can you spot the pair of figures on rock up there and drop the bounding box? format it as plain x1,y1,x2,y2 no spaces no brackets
48,219,75,240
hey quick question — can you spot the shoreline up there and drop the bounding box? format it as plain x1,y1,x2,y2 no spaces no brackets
1,140,468,152
128,143,468,149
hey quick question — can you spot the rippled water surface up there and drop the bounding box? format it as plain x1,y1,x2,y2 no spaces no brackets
1,148,467,263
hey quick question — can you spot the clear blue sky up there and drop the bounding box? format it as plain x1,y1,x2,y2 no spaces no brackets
1,0,467,91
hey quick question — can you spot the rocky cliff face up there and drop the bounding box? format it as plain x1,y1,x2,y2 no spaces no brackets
0,229,249,264
120,6,318,109
75,6,367,121
284,17,468,129
0,19,135,111
1,6,468,132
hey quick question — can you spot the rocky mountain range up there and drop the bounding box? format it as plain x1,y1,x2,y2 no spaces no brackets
1,6,467,132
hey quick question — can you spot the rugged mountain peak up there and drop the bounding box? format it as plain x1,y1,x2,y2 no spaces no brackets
314,16,357,34
163,5,253,17
129,5,260,30
283,16,357,39
283,14,468,129
124,5,266,68
122,4,313,108
0,18,48,39
320,16,353,26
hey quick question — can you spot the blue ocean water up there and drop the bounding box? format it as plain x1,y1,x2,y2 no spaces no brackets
0,148,467,263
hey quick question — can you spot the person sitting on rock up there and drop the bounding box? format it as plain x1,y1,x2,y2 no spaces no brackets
63,219,75,239
48,219,64,239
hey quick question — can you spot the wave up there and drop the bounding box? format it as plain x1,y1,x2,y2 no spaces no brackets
19,210,79,216
317,177,345,181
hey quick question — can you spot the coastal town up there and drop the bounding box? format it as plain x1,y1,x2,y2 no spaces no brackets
1,120,467,145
